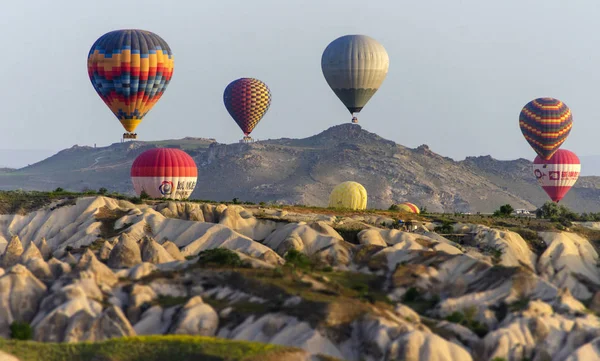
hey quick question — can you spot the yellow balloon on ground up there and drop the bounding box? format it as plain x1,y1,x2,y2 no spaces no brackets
397,202,420,214
328,181,367,210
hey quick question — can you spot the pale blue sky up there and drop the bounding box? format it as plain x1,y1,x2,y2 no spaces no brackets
2,0,600,168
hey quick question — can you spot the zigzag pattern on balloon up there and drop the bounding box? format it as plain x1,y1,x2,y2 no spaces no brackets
88,29,174,133
223,78,272,136
519,97,572,160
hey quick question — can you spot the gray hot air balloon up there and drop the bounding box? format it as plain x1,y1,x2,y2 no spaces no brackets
321,34,389,123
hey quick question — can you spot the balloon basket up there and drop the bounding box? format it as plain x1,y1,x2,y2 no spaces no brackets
123,133,138,140
240,136,254,143
351,117,358,124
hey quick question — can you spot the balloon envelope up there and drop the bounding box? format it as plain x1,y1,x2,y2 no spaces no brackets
533,149,580,202
321,35,389,114
131,148,197,199
519,97,572,160
328,181,367,210
223,78,272,136
88,29,174,134
397,202,420,214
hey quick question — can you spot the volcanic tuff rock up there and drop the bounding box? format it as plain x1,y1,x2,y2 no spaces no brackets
169,296,219,336
3,124,600,213
107,234,143,269
2,197,600,360
139,236,175,264
0,236,23,269
0,265,47,338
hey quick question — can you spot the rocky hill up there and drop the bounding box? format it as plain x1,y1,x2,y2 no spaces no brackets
1,195,600,361
2,124,599,213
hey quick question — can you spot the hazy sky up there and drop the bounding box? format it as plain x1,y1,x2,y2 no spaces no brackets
2,0,600,168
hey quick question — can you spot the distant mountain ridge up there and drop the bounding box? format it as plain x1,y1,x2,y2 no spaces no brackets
1,124,599,213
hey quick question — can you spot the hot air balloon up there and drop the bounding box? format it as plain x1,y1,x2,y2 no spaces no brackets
328,181,367,210
519,97,573,160
223,78,272,142
396,202,420,214
533,149,580,203
88,29,174,140
131,148,197,200
321,35,389,124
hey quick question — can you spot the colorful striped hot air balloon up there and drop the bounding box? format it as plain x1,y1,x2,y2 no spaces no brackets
321,35,389,123
328,181,368,210
533,149,580,203
396,202,420,214
519,97,573,160
131,148,197,200
223,78,272,141
88,29,175,139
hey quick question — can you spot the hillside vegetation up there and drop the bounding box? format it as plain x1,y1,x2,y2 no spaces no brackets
0,335,311,361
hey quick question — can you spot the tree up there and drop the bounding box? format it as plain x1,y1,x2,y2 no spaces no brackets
536,201,578,227
140,190,150,200
536,202,560,219
493,204,514,217
500,204,514,215
98,187,108,195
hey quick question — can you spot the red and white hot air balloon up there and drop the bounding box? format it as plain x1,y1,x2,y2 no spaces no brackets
533,149,580,203
131,148,198,200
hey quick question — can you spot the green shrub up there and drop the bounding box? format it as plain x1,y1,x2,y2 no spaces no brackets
470,320,489,337
402,287,420,302
272,267,284,278
444,307,489,337
197,248,243,267
445,312,464,323
98,187,108,195
10,321,33,340
130,197,143,204
351,283,369,294
513,229,546,255
434,221,454,234
284,249,313,270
